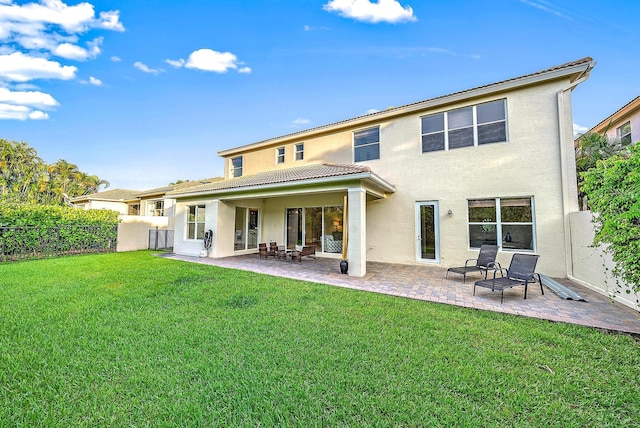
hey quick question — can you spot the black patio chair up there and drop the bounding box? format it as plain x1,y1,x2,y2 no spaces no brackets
446,244,499,283
473,253,543,303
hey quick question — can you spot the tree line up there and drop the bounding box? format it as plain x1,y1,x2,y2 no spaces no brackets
0,138,109,206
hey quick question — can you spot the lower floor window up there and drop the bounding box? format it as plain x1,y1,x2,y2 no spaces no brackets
468,197,535,251
187,205,206,240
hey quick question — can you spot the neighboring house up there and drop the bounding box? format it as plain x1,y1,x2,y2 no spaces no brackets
570,96,640,310
168,57,595,278
134,178,223,228
577,95,640,144
69,189,141,215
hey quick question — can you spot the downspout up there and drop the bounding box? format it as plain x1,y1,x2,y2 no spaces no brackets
556,65,593,279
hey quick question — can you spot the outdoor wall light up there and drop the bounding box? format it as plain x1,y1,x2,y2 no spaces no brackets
447,209,453,216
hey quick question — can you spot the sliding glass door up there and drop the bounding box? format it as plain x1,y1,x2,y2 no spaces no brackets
286,206,343,252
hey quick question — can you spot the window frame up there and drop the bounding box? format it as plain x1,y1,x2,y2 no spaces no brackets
421,99,508,153
276,147,285,164
148,200,164,216
353,126,380,162
186,204,206,240
230,156,243,178
467,196,536,252
294,143,304,161
617,121,632,145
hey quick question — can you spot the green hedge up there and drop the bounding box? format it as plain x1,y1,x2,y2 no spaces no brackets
0,204,119,260
0,203,119,227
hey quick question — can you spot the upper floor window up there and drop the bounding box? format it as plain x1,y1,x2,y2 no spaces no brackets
187,204,206,240
148,200,164,216
295,143,304,161
354,126,380,162
231,156,243,178
276,147,285,164
422,99,507,153
617,122,631,145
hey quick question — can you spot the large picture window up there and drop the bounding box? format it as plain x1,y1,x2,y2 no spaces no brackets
422,99,507,153
468,197,534,251
187,205,205,240
354,126,380,162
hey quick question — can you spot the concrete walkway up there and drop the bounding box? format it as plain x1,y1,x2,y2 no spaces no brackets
161,253,640,336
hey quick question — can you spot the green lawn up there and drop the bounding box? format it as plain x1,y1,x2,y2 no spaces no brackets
0,252,638,427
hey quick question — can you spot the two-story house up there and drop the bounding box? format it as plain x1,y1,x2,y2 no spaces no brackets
168,57,595,278
577,95,640,146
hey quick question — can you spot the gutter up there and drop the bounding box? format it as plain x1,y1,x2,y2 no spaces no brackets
556,60,595,279
169,171,396,199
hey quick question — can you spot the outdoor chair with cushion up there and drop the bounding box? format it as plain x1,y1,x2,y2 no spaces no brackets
473,253,543,303
291,245,316,262
446,244,499,283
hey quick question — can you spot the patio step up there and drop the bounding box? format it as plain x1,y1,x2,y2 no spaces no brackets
539,274,587,301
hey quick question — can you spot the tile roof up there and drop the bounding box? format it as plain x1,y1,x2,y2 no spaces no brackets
134,177,224,197
167,163,379,197
220,57,594,155
69,188,140,202
584,95,640,135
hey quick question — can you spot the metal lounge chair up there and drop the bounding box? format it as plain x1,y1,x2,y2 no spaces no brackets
473,253,543,303
446,244,499,283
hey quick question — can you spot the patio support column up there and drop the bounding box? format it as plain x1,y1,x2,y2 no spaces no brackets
347,188,366,277
207,200,220,257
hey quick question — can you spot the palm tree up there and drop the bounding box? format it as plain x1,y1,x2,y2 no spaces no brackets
47,159,83,200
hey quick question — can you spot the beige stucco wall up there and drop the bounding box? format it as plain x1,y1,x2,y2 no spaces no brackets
218,79,575,276
569,211,639,311
87,200,129,215
117,215,169,252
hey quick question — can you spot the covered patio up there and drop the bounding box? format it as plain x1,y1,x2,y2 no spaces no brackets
161,253,640,336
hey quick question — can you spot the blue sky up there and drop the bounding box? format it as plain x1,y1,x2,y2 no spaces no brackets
1,0,639,190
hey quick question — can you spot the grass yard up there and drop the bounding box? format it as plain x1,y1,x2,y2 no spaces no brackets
0,251,638,427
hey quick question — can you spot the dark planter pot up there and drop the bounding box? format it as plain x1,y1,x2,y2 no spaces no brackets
339,259,348,274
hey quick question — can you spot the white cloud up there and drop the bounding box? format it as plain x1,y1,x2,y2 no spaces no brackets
291,118,311,126
165,58,185,68
366,108,379,114
88,76,101,86
168,49,251,74
519,0,573,20
323,0,417,23
110,55,121,62
0,102,47,120
0,87,58,108
0,1,124,120
53,42,89,59
134,61,162,74
0,0,124,35
0,51,77,82
573,122,589,137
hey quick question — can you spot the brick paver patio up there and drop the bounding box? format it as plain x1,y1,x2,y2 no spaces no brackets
161,253,640,336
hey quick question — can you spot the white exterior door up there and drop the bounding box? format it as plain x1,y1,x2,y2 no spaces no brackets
416,202,440,262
